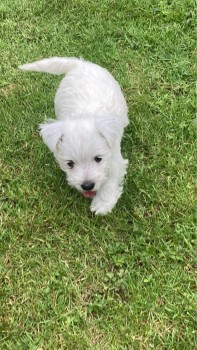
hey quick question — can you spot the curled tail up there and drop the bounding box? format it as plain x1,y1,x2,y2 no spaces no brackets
19,57,83,75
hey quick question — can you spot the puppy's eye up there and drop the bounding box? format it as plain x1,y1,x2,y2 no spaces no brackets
67,161,74,169
94,156,102,163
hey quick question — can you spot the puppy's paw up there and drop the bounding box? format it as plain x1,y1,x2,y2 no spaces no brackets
90,197,115,215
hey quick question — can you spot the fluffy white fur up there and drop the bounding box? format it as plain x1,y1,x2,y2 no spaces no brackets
19,57,129,214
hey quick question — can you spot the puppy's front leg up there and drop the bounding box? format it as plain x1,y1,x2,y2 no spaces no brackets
90,159,128,215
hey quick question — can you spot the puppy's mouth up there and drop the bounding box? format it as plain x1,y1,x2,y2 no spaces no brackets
82,191,97,198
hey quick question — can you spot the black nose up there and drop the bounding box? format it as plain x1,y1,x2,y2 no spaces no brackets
81,182,95,191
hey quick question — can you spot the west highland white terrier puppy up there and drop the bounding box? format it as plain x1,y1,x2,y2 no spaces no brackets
19,57,129,214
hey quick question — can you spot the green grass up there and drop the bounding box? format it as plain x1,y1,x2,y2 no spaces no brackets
0,0,196,349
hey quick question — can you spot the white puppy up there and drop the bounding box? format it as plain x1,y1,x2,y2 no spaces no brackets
19,57,129,214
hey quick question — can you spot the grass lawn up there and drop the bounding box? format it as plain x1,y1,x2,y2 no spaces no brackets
0,0,196,349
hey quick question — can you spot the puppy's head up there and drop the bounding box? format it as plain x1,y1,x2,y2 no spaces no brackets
39,116,120,197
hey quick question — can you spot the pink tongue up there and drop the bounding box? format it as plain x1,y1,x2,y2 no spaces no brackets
82,191,97,198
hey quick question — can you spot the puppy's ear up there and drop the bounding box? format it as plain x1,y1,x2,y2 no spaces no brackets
39,119,65,153
95,116,121,147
